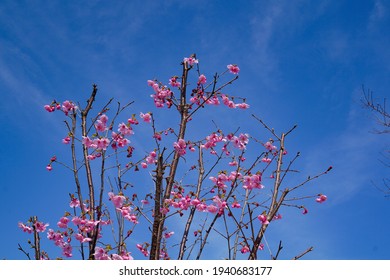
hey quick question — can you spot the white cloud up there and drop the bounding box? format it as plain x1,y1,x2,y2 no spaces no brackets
369,0,387,28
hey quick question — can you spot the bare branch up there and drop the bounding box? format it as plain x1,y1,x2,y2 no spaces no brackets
292,246,314,260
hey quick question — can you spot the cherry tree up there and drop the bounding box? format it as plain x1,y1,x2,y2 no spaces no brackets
18,55,331,260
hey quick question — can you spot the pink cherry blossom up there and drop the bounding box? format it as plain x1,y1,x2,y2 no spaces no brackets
18,222,33,234
183,56,199,66
124,214,138,224
71,216,82,226
242,174,263,190
173,138,187,156
240,245,250,254
198,74,207,85
99,114,108,124
201,132,223,150
231,201,241,208
82,136,97,149
46,164,52,171
225,133,249,150
140,112,151,123
141,199,149,205
62,100,77,116
75,233,92,243
258,244,264,251
316,194,327,203
273,213,282,220
257,214,269,225
111,254,123,260
34,221,49,232
128,115,139,125
62,136,71,144
264,141,277,151
118,251,134,260
206,204,218,213
262,157,272,163
153,132,162,141
62,242,72,257
196,203,208,212
221,94,235,108
188,143,195,152
229,171,242,181
227,64,240,74
145,150,157,164
118,122,133,135
94,247,111,260
160,206,170,215
136,244,149,257
235,103,250,109
100,219,112,226
206,95,220,106
87,154,96,160
213,196,227,210
94,137,110,150
95,120,107,132
209,173,230,190
47,229,61,242
164,231,174,239
108,192,126,208
302,207,308,215
44,105,55,112
57,216,69,228
112,132,130,148
169,76,181,87
69,197,80,208
148,79,173,108
191,198,201,206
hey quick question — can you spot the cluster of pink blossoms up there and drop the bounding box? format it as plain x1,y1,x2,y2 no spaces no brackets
190,90,249,110
44,102,149,164
136,243,149,257
108,192,138,224
240,243,264,254
169,76,181,88
149,59,248,110
19,194,114,258
160,184,235,216
242,173,264,190
147,80,173,108
18,220,48,234
47,229,73,257
200,132,249,156
173,139,187,156
141,150,157,168
80,114,136,159
94,246,134,260
140,112,151,123
44,100,77,115
163,194,228,216
209,171,264,191
183,56,199,66
95,114,108,132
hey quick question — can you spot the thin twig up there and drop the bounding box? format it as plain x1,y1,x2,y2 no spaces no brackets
292,246,314,260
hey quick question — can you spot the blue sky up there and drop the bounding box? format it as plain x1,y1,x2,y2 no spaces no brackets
0,0,389,260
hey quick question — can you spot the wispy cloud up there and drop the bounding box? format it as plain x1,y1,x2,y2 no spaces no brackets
369,0,387,28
